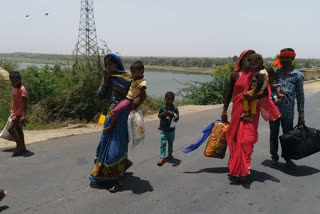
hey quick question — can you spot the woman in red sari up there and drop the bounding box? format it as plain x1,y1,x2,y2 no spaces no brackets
221,50,280,182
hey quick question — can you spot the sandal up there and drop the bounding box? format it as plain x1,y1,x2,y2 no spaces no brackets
0,189,7,201
108,182,122,193
166,154,173,160
157,158,165,166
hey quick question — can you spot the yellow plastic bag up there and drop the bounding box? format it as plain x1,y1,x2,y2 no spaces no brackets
97,114,106,126
204,121,229,159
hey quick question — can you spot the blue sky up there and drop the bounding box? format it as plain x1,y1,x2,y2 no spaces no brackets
0,0,319,58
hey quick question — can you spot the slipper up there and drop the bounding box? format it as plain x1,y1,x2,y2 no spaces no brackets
0,189,7,201
157,158,165,166
108,182,122,193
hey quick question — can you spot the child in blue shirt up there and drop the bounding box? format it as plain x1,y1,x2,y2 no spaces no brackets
157,92,179,166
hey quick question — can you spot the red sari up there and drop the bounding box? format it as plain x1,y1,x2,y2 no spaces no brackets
226,50,280,177
226,71,259,177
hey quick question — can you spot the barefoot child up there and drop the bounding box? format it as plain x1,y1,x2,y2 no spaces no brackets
241,54,268,122
8,71,28,156
157,92,179,166
103,61,147,133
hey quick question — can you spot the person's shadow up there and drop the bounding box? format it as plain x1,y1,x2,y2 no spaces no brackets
184,167,280,189
167,158,182,167
90,172,153,195
121,172,154,194
228,170,280,189
2,148,34,157
0,206,9,213
261,159,320,177
184,167,229,174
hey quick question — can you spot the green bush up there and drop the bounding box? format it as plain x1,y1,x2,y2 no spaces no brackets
20,59,104,125
0,76,12,129
178,63,234,105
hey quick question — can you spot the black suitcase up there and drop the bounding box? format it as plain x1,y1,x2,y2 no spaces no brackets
280,123,320,160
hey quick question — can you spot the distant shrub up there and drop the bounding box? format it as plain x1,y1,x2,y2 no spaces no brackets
178,63,234,105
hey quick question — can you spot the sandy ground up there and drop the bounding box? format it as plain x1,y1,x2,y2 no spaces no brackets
1,81,319,149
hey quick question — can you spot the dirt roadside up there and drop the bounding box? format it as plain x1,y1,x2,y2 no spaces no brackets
1,81,319,149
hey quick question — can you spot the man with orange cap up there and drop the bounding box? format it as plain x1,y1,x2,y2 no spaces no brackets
270,48,305,169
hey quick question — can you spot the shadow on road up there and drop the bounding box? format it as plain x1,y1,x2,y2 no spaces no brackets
184,167,229,174
0,206,9,213
167,158,182,167
228,169,280,189
2,148,34,157
90,172,153,195
261,159,320,177
122,172,154,194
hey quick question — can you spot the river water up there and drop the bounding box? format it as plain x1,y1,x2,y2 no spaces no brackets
18,62,212,98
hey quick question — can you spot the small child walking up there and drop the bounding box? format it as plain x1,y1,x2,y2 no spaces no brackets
8,71,28,156
104,61,147,133
157,92,179,166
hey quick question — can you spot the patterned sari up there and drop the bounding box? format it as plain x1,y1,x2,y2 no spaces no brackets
90,54,132,182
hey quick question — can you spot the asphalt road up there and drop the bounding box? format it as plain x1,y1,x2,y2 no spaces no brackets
1,91,320,214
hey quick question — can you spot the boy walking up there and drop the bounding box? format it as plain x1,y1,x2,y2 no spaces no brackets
157,92,179,166
8,71,28,156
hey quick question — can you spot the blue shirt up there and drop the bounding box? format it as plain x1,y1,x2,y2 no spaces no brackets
158,105,179,132
276,68,305,119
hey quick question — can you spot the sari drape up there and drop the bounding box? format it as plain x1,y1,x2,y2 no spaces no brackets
90,54,132,182
226,71,259,177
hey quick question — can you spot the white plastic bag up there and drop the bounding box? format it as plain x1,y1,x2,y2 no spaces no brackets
128,109,145,147
0,117,15,141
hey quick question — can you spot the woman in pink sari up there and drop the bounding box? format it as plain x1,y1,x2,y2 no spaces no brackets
221,50,280,182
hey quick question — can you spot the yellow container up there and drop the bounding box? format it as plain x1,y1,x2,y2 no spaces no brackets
204,122,229,159
97,114,106,126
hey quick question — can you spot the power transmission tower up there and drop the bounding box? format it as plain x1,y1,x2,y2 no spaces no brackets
75,0,99,58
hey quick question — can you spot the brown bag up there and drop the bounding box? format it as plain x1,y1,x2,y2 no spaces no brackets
204,122,228,159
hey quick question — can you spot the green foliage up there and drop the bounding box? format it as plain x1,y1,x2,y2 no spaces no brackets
0,76,12,129
22,58,104,125
178,63,234,105
141,96,164,115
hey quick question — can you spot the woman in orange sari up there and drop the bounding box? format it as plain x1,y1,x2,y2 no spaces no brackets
221,50,280,182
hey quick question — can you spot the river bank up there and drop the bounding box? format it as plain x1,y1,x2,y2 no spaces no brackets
2,56,213,74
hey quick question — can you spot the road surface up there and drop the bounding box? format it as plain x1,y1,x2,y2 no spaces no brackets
0,90,320,214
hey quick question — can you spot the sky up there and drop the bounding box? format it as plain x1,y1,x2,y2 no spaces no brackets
0,0,320,58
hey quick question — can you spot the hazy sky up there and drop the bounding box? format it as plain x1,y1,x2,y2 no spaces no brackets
1,0,319,58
